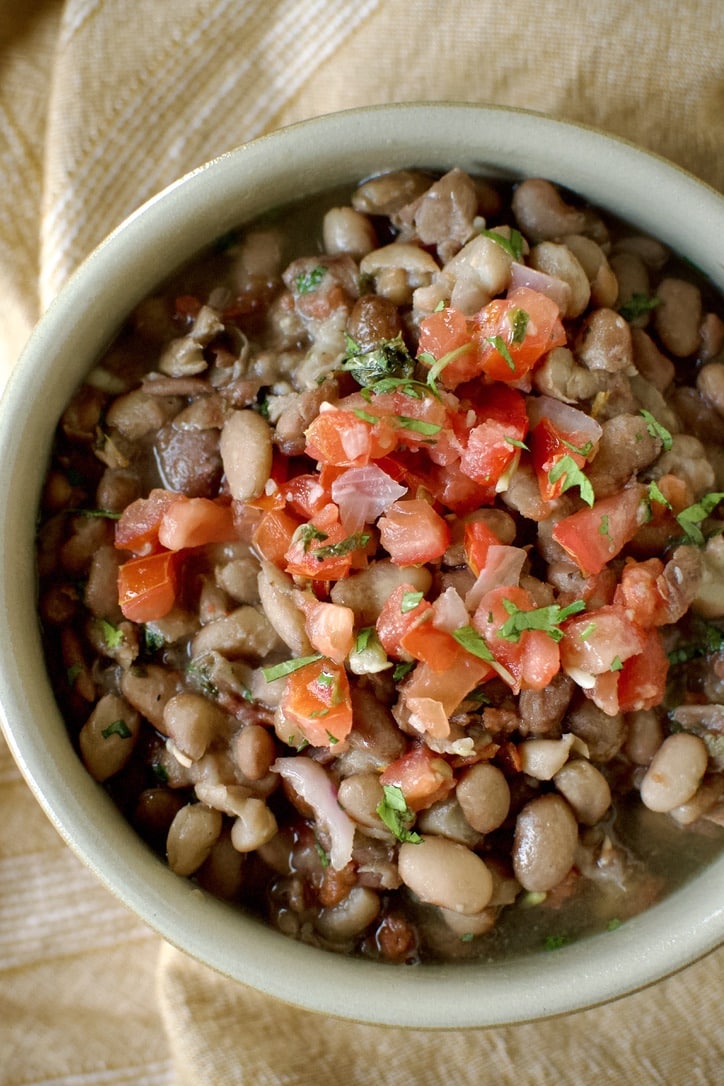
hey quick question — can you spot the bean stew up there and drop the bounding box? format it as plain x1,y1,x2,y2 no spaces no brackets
37,169,724,963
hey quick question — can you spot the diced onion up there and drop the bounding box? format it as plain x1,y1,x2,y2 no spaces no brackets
331,465,407,532
465,545,527,612
272,757,355,870
509,262,571,313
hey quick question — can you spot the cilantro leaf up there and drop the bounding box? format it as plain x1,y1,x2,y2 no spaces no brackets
101,719,132,740
342,332,415,388
452,625,495,661
401,591,424,614
314,532,371,559
640,409,673,451
479,227,524,262
675,492,724,545
618,293,661,322
509,307,529,345
295,265,326,294
262,654,323,682
485,335,515,371
498,598,586,643
548,455,594,506
100,619,124,649
376,784,422,843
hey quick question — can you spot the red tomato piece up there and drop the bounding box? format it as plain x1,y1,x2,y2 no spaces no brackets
284,503,365,581
530,416,592,501
399,652,494,719
473,585,560,693
294,594,355,664
560,604,648,679
471,286,567,384
617,628,669,713
252,508,302,569
157,497,239,551
376,584,433,659
118,550,179,623
305,408,396,467
282,473,331,519
614,558,672,627
398,623,463,673
464,520,501,576
380,745,455,811
378,499,450,566
114,488,179,555
280,658,353,748
552,485,649,577
417,306,476,389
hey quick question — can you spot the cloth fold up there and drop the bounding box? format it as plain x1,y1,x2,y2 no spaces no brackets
0,2,722,1083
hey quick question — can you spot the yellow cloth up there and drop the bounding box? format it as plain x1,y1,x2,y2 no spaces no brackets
0,2,722,1082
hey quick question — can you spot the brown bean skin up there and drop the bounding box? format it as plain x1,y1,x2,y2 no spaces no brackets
346,294,403,351
513,794,579,893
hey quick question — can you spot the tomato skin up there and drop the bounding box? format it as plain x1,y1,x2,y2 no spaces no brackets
417,307,476,389
530,416,591,502
118,550,179,622
380,745,454,811
115,488,180,555
252,508,302,569
378,499,450,566
464,520,501,576
157,497,238,551
470,287,566,384
376,584,433,659
280,658,353,747
552,485,649,577
398,623,463,673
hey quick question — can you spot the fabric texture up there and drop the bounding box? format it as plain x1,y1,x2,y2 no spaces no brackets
0,1,722,1083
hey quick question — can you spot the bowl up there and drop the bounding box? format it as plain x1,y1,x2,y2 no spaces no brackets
0,103,722,1029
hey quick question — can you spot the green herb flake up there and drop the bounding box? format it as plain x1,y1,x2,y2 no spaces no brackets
66,663,82,686
361,376,429,401
351,407,380,425
579,622,597,642
295,265,326,294
549,455,594,507
505,436,529,450
100,619,124,649
460,933,475,943
640,409,673,451
509,307,529,345
342,332,415,389
401,591,424,614
675,492,724,546
355,626,375,653
610,655,624,672
262,654,323,682
326,731,340,744
315,839,331,868
101,719,132,740
667,621,724,665
599,514,610,537
295,523,329,553
607,918,622,932
395,416,442,437
479,227,524,262
151,762,169,784
393,661,415,682
499,598,586,644
314,532,370,560
485,335,515,371
143,626,165,655
619,293,661,322
376,784,422,844
561,438,593,457
544,933,570,952
452,625,495,662
420,341,476,396
68,507,122,520
647,480,672,509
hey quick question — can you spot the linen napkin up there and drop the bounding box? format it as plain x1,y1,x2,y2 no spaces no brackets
1,2,722,1084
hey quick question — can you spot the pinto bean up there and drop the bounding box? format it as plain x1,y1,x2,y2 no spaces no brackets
398,835,493,915
196,828,246,900
162,692,229,762
456,763,511,834
96,468,142,512
554,760,611,825
653,278,702,357
256,561,311,657
315,886,380,941
235,723,277,781
60,515,114,576
346,295,403,351
337,773,389,838
416,795,481,848
272,378,339,456
563,234,618,309
360,244,439,305
529,242,590,317
155,425,222,498
512,179,587,242
330,559,432,625
691,535,724,619
566,699,626,762
323,207,377,258
79,693,141,782
587,413,661,497
518,673,575,738
351,169,431,218
167,803,223,876
512,794,578,892
219,408,273,501
576,308,634,374
697,362,724,417
609,251,651,321
84,544,124,621
652,434,716,499
624,709,665,765
640,733,709,812
230,798,278,852
121,663,182,731
532,347,600,404
191,606,282,661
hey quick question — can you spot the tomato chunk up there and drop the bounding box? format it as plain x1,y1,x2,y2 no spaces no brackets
157,497,238,551
378,499,450,566
252,508,302,569
118,550,179,622
280,658,353,747
552,485,649,577
380,746,454,811
470,287,566,384
115,488,179,555
376,584,433,659
473,585,560,693
284,503,367,580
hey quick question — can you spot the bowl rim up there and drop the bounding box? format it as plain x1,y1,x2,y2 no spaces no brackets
1,102,723,1029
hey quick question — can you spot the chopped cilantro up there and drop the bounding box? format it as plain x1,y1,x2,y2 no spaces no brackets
479,226,524,262
295,265,326,294
101,718,132,740
452,625,495,662
262,654,323,682
393,661,415,681
401,591,424,614
326,731,340,744
376,784,422,844
66,663,82,686
509,307,529,345
640,409,673,451
579,622,597,642
561,437,593,457
355,626,375,652
618,293,661,322
667,621,724,665
498,598,586,643
607,918,622,932
548,455,595,506
505,436,529,450
485,335,515,371
361,376,429,400
610,655,623,672
647,480,672,509
418,341,476,396
100,619,124,649
151,763,169,784
395,416,442,437
342,332,415,388
68,507,121,520
351,407,380,425
143,626,165,655
544,933,570,951
599,514,610,537
314,531,370,559
315,839,330,868
295,523,329,553
675,492,724,545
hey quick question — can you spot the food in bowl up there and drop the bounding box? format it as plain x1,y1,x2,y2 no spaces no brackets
36,166,724,963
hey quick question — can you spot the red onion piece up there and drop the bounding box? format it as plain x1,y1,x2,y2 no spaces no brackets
331,464,407,532
272,757,355,870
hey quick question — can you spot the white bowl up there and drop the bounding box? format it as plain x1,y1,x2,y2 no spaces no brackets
0,104,722,1028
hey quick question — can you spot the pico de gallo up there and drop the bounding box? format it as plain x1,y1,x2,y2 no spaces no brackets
37,169,724,962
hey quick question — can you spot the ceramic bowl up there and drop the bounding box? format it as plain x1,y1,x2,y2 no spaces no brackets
0,104,722,1028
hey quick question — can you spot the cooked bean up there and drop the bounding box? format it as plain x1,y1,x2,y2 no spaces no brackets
587,413,661,497
610,251,650,320
456,763,511,833
669,776,724,826
576,308,634,373
79,693,141,782
346,294,403,351
443,233,513,313
167,804,223,876
554,760,611,825
518,673,574,738
416,795,481,847
625,709,665,765
692,536,724,619
272,378,339,456
105,389,179,440
529,242,590,317
234,723,277,781
512,794,578,892
162,692,229,762
315,886,380,941
640,733,709,812
96,467,142,512
511,178,587,242
155,424,222,498
84,545,124,621
230,798,278,852
191,605,282,661
653,434,716,499
563,234,618,308
133,788,186,853
330,559,432,625
196,828,246,900
519,735,578,781
697,362,724,417
438,905,497,938
120,663,181,730
398,835,493,915
351,169,430,217
60,515,114,575
337,772,388,838
653,277,702,357
323,207,377,258
360,244,439,305
256,561,312,656
219,408,273,501
567,699,626,762
699,312,724,362
333,687,406,775
532,346,600,403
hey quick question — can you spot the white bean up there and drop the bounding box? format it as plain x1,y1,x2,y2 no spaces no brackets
456,763,510,833
640,733,709,812
230,798,278,852
322,207,377,258
167,803,223,876
191,605,282,661
398,835,493,915
554,760,611,825
337,773,389,839
512,794,578,892
219,408,273,501
315,886,380,941
79,694,141,782
530,242,590,317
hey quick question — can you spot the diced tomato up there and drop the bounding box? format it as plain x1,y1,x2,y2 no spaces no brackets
398,652,493,718
376,583,433,659
157,497,239,551
473,585,560,693
552,485,649,577
470,287,566,384
463,520,501,576
617,628,669,713
252,508,302,569
294,593,355,664
559,604,648,679
114,488,179,555
284,503,366,581
398,623,463,673
530,416,589,501
378,499,450,566
280,658,353,748
614,558,671,627
282,472,331,518
380,745,454,811
118,550,179,622
417,306,476,389
305,407,396,467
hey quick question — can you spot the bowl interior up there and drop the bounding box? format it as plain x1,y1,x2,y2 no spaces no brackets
0,103,722,1028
